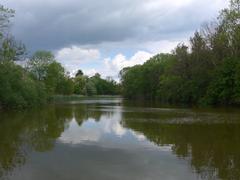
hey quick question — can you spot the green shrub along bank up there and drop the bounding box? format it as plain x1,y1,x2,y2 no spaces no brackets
0,5,119,109
0,61,47,108
120,0,240,106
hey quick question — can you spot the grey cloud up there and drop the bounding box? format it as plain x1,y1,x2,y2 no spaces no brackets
2,0,227,51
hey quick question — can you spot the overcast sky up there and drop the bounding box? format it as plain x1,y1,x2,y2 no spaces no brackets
2,0,228,79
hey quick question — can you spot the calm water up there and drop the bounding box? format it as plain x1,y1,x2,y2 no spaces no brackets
0,97,240,180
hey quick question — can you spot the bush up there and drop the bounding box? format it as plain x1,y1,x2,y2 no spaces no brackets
0,61,48,108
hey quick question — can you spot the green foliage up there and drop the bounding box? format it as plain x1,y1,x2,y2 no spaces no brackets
204,58,240,105
0,36,26,61
44,61,65,94
0,4,120,109
0,5,14,37
0,6,26,61
27,51,74,96
75,69,83,77
121,54,176,100
0,61,47,108
120,0,240,105
157,75,184,103
3,0,240,108
121,65,145,99
74,75,87,95
56,77,74,95
86,80,97,96
73,72,120,96
0,6,48,109
27,51,55,81
90,74,119,95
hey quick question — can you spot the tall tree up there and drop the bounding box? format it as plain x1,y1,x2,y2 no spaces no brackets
27,51,55,81
0,5,26,61
0,5,14,38
75,69,84,77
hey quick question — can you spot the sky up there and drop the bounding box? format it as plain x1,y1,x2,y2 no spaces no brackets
2,0,228,79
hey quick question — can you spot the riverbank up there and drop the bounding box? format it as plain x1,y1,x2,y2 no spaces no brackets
52,95,122,101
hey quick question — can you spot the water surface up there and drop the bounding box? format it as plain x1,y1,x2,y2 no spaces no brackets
0,97,240,180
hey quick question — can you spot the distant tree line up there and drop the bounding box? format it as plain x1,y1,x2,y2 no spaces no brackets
121,0,240,105
0,5,119,109
74,71,120,96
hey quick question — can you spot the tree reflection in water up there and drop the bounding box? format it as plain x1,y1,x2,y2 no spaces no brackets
0,104,105,179
0,102,240,180
122,109,240,180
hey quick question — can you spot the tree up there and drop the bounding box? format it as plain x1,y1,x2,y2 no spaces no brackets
56,77,74,95
75,69,83,77
0,5,14,38
218,0,240,57
27,51,55,81
44,61,65,94
0,6,26,61
74,75,87,95
173,44,191,80
120,54,176,100
27,51,75,96
0,36,26,61
0,61,47,108
204,58,240,105
0,5,48,109
86,80,97,96
120,0,240,105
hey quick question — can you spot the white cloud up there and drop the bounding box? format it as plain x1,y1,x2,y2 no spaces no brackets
59,108,126,145
56,47,154,79
102,51,153,79
56,46,100,64
55,46,100,74
59,119,102,144
141,40,185,54
83,68,97,77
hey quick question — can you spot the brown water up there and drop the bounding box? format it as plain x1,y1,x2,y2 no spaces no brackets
0,97,240,180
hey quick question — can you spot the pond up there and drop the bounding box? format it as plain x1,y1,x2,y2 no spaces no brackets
0,97,240,180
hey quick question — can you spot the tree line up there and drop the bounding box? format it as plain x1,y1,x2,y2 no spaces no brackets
1,0,240,108
121,0,240,105
0,5,119,109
